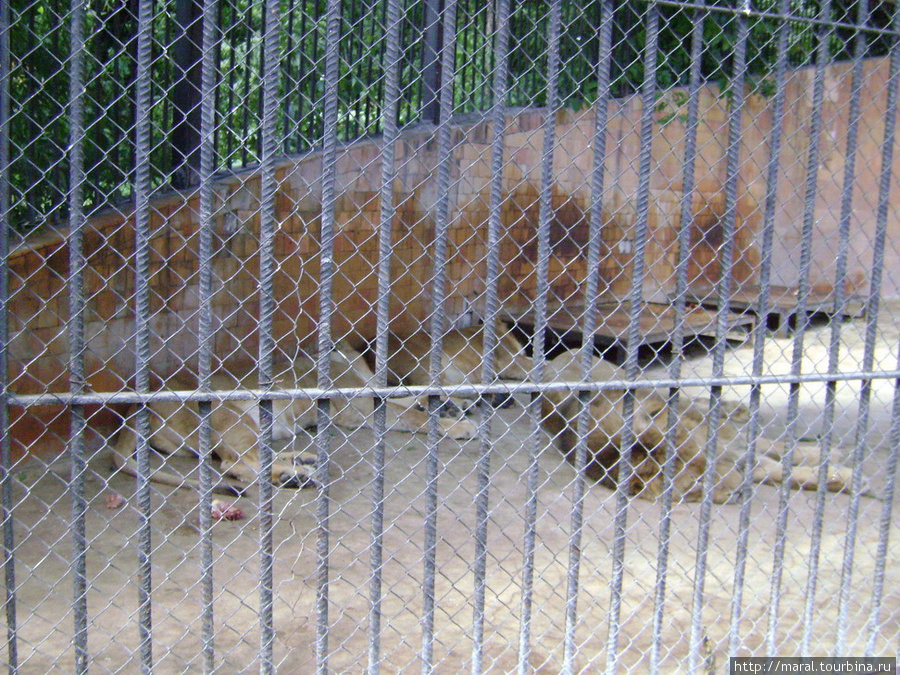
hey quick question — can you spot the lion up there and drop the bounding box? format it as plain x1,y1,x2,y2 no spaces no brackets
378,322,533,410
540,349,856,503
112,343,477,495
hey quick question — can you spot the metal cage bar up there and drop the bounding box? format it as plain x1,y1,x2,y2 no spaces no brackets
315,0,342,671
562,0,613,671
0,0,17,670
257,0,281,670
825,0,870,656
729,0,792,657
864,0,900,657
367,0,403,668
133,0,156,668
767,0,834,654
65,0,89,670
197,0,219,670
421,0,459,671
13,367,900,409
606,5,660,672
688,2,750,670
654,1,706,669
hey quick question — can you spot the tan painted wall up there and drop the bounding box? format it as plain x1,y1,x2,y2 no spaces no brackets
7,56,899,458
774,57,899,293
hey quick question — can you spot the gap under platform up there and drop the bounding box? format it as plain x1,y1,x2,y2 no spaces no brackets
682,284,866,338
505,301,756,364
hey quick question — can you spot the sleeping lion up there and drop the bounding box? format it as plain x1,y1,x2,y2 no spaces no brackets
541,349,856,503
112,342,477,495
378,322,533,409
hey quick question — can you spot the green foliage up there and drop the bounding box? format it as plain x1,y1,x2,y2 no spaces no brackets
10,0,175,229
7,0,896,232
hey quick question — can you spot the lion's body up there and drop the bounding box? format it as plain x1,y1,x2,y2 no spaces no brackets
541,350,854,503
115,334,854,503
113,344,476,494
383,324,533,405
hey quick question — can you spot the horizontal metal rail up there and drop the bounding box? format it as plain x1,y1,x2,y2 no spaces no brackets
653,0,899,38
9,369,900,408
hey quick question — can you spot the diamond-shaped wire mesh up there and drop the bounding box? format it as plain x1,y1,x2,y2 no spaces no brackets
2,0,900,671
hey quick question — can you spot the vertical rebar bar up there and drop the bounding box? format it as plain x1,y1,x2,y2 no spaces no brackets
729,0,791,657
513,0,561,668
653,3,706,670
0,0,16,666
420,0,459,672
316,0,342,671
66,0,89,670
819,0,869,656
688,3,748,671
134,0,155,668
561,1,611,673
865,344,900,649
606,5,658,673
767,0,832,655
257,0,281,670
471,0,517,670
367,0,402,669
476,0,510,499
197,0,219,670
864,1,900,656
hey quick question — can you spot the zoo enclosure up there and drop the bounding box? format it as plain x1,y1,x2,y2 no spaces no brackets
3,0,900,672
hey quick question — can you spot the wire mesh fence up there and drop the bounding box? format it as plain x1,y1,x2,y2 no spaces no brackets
2,0,900,672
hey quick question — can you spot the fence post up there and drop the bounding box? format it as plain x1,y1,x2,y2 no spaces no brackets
171,0,204,188
420,0,444,125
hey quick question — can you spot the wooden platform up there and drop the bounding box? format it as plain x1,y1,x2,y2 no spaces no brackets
506,302,756,363
682,284,866,338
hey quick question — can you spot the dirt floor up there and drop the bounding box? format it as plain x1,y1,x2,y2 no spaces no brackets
4,306,900,673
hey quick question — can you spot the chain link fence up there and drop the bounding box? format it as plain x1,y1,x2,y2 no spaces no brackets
2,0,900,671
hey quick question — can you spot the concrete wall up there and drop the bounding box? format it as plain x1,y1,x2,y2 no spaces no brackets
774,57,900,293
7,56,899,459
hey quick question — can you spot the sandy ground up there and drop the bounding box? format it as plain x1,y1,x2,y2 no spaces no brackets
4,306,900,673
